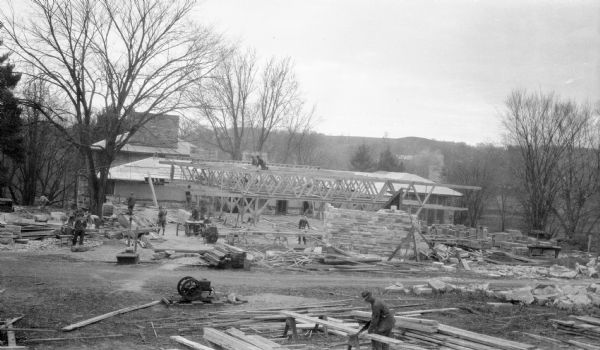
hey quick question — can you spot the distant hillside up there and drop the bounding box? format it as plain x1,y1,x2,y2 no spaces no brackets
306,133,471,171
185,125,480,175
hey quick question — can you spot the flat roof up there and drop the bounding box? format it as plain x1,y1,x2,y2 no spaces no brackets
92,133,193,156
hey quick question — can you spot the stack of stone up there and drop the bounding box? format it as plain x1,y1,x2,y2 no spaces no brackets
323,205,413,256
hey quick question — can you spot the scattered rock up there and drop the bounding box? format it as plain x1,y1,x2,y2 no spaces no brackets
487,302,513,311
427,279,447,293
548,265,578,278
385,285,405,293
500,287,534,305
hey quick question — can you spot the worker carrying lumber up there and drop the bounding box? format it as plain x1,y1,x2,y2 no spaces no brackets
126,192,136,215
358,290,396,350
298,215,310,245
72,209,87,246
157,206,167,235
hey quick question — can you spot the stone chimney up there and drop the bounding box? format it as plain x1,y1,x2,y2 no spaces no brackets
128,112,179,148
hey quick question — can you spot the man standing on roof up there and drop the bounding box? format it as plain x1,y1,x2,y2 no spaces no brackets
126,192,136,215
256,155,268,170
358,290,396,350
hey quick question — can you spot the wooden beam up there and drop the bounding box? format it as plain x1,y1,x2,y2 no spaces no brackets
148,173,158,207
3,318,21,349
350,310,438,333
565,340,600,350
62,300,163,331
203,327,261,350
280,311,426,349
437,324,535,350
23,334,123,343
225,328,289,350
170,335,216,350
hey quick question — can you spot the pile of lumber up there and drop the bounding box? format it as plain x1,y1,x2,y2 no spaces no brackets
401,323,537,350
550,316,600,348
201,243,246,268
172,327,295,350
151,298,536,350
250,247,425,275
1,222,57,240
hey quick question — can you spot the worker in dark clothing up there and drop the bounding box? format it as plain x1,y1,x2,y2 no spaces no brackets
251,155,258,167
256,155,268,170
157,206,167,235
185,185,192,209
126,192,136,215
358,291,396,350
72,210,87,246
191,205,200,221
298,215,310,245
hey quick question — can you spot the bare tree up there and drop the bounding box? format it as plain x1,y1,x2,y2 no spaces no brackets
195,49,256,160
502,90,590,233
445,145,497,227
551,104,600,237
252,57,300,152
2,0,222,214
280,103,316,164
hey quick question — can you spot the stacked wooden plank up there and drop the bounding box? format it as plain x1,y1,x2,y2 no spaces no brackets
2,222,57,240
172,328,296,350
143,298,537,350
550,316,600,347
401,323,537,350
201,243,247,268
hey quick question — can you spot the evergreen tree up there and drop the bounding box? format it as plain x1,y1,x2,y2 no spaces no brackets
349,143,375,172
377,146,401,172
0,47,23,197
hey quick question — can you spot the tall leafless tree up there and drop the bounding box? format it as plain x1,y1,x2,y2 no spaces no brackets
195,49,256,160
252,57,300,153
502,90,590,233
551,104,600,237
444,145,497,227
1,0,222,214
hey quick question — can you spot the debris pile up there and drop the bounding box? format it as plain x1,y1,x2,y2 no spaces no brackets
323,205,414,256
0,237,103,251
392,278,600,310
134,298,536,350
201,243,247,268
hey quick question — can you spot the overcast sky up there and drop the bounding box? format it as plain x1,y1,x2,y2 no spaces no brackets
194,0,600,144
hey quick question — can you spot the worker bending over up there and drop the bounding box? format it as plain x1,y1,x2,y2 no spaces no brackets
358,290,396,350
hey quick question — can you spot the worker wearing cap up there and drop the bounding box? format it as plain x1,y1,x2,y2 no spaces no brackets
358,290,395,350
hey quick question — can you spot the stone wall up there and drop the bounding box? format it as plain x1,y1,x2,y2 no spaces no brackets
128,113,179,148
323,204,414,256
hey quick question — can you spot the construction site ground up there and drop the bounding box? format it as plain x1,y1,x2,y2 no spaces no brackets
1,207,599,349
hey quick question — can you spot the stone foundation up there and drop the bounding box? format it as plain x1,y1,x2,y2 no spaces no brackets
323,204,414,256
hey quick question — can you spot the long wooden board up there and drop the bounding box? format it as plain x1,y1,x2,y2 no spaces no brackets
350,310,438,333
225,328,289,350
280,311,426,349
170,335,216,350
438,324,535,350
62,300,163,331
203,327,262,350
